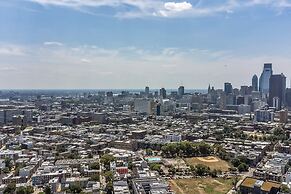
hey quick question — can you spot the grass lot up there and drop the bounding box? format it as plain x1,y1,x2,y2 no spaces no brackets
184,156,231,172
170,177,234,194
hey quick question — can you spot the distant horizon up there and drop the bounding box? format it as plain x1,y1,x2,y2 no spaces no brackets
0,88,208,93
1,1,291,88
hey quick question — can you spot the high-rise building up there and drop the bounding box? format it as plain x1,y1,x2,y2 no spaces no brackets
178,86,185,96
145,86,149,96
224,82,233,94
259,63,273,95
286,88,291,108
268,73,286,109
160,88,166,99
252,74,258,91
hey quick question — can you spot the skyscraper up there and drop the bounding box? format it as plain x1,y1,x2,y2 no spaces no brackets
252,74,258,91
145,86,149,96
178,86,185,96
268,73,286,109
286,88,291,108
224,82,233,94
160,88,166,99
259,63,273,95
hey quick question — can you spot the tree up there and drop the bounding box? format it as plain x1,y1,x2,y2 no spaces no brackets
4,158,13,170
4,183,16,194
232,175,239,190
168,166,176,175
194,164,210,176
281,185,291,193
105,182,113,194
44,185,51,194
149,164,162,172
100,154,115,170
69,184,82,194
231,158,241,167
210,169,218,177
146,148,153,156
16,186,27,194
26,186,34,194
89,162,100,170
128,160,133,170
237,163,248,172
104,171,114,183
90,174,100,182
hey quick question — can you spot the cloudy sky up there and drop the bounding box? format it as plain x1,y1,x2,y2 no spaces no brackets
1,0,291,89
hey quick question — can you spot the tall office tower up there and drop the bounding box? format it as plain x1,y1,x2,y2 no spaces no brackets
178,86,185,96
160,88,167,99
224,82,233,94
145,86,149,96
252,74,258,91
268,73,286,109
286,88,291,108
240,86,249,95
259,63,273,95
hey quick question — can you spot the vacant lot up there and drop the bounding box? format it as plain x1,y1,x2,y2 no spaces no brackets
184,156,231,172
170,178,234,194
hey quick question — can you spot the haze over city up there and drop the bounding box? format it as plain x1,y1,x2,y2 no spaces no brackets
1,0,291,89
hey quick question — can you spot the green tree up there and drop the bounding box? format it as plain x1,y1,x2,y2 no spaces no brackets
104,171,114,183
69,184,82,194
100,154,115,170
44,185,51,194
105,182,113,194
149,164,162,172
210,169,218,177
281,185,291,193
89,162,100,170
26,186,34,194
146,148,153,156
16,186,27,194
194,164,210,176
90,174,100,182
4,183,16,194
4,158,13,170
168,165,176,175
231,158,241,167
237,163,248,172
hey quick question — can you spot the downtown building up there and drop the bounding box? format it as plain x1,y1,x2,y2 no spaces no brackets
268,73,286,110
259,63,273,97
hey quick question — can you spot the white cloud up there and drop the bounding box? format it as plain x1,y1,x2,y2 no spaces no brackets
0,45,26,56
26,0,291,18
43,41,63,46
0,43,291,89
164,2,192,12
81,58,91,63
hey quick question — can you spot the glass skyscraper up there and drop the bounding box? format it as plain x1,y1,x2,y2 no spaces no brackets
269,73,286,109
259,63,273,95
252,74,258,91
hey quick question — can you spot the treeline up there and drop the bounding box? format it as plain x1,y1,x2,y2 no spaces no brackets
161,141,214,158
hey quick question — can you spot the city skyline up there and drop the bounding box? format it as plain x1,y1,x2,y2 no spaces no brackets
1,1,291,89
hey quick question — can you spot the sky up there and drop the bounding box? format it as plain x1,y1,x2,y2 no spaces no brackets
1,0,291,89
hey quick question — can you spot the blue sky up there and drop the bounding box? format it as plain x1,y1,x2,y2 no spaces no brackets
1,0,291,89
